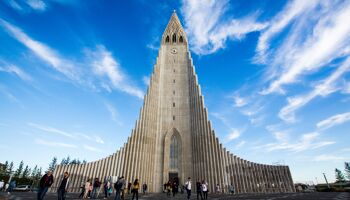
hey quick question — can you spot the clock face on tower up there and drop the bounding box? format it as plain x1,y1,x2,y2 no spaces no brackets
171,48,177,54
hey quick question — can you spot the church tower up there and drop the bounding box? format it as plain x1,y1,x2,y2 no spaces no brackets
50,12,295,193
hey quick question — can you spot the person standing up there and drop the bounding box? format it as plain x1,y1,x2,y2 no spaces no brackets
0,180,4,191
142,183,147,195
172,181,178,197
216,184,220,193
57,172,69,200
202,180,208,200
83,179,91,199
229,183,235,195
37,171,54,200
8,180,16,195
196,180,203,200
131,179,139,200
185,177,192,200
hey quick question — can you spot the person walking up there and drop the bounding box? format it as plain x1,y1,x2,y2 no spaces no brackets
185,177,192,200
172,181,178,197
103,179,111,199
57,172,69,200
8,180,16,195
196,180,203,200
202,181,208,200
37,171,54,200
78,182,85,198
83,179,91,199
114,176,125,200
91,178,101,199
131,179,139,200
142,183,147,195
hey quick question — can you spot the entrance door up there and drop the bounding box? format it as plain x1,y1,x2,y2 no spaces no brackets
169,172,178,182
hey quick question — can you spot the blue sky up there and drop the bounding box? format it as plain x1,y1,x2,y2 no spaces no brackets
1,0,350,184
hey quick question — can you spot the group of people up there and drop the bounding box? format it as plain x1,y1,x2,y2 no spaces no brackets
37,171,69,200
113,176,146,200
0,179,16,194
79,177,112,199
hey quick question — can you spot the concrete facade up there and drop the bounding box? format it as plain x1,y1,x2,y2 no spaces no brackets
50,12,295,193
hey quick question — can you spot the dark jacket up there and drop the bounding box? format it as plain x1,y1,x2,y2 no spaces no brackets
59,177,69,190
39,174,54,188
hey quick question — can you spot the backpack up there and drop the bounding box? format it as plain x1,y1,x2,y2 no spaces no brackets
114,180,123,190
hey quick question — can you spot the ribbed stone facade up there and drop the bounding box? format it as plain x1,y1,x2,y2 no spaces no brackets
50,12,295,194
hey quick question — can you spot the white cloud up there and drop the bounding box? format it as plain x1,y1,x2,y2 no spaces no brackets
181,0,266,55
104,102,122,126
83,144,103,153
256,0,318,63
89,45,144,98
28,122,74,138
233,95,247,107
227,129,242,141
142,76,150,86
35,138,77,148
259,132,335,153
75,132,105,144
313,154,346,162
27,0,46,11
317,112,350,130
278,57,350,123
0,18,82,83
0,64,32,81
261,1,350,94
235,141,246,149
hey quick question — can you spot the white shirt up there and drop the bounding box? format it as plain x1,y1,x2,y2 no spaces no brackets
0,181,4,188
185,181,192,190
202,183,208,192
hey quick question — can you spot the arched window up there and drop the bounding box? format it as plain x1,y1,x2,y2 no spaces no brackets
179,36,183,43
165,35,170,43
172,33,176,43
170,135,179,169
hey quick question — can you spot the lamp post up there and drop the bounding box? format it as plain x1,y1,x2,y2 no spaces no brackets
323,173,330,189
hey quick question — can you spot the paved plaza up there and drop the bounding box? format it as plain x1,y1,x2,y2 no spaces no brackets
0,192,349,200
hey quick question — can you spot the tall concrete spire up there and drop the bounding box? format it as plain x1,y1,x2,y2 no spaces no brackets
50,12,295,194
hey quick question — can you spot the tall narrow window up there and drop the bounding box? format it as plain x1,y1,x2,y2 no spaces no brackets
172,33,176,43
179,36,183,43
173,90,175,95
173,115,175,120
173,79,175,83
165,35,170,43
170,135,178,169
173,102,175,107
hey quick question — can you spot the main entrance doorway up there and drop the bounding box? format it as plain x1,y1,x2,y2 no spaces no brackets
169,172,178,182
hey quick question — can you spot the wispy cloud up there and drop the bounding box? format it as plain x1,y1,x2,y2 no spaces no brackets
142,76,150,86
233,94,247,108
227,128,242,141
75,132,104,144
0,64,32,81
35,138,77,148
235,141,246,149
28,122,74,138
278,57,350,123
0,19,80,81
313,154,346,162
258,132,335,153
260,1,350,94
317,112,350,130
27,0,46,11
181,0,266,55
88,45,144,98
104,102,122,126
83,144,103,153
